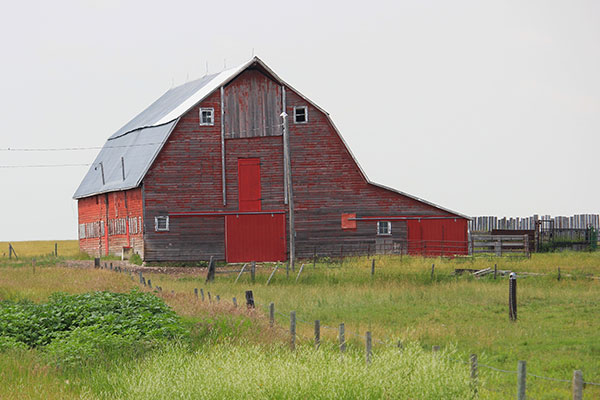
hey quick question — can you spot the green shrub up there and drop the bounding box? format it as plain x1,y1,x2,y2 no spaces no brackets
0,336,27,352
129,253,143,265
0,289,187,348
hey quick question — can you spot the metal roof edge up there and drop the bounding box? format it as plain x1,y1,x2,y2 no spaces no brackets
134,118,179,188
72,184,141,200
108,120,179,141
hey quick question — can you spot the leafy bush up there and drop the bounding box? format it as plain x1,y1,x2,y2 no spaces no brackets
0,289,187,348
129,253,143,265
0,335,27,352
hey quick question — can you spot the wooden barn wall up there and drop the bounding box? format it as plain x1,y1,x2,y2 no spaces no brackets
224,69,282,139
284,88,464,258
141,69,467,262
77,188,143,257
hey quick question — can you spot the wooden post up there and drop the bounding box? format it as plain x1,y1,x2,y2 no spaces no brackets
572,370,583,400
245,290,255,308
269,302,275,327
194,288,198,299
558,267,561,281
207,292,212,303
517,360,526,400
54,242,58,257
366,331,372,364
266,264,279,285
470,354,478,393
295,263,304,283
314,320,320,349
509,273,517,321
431,264,435,279
200,288,205,302
94,258,100,268
234,263,247,284
138,271,143,284
432,345,440,353
205,256,215,283
339,323,346,353
398,340,403,350
313,247,317,269
110,263,113,270
216,295,220,303
290,311,296,350
494,264,497,279
371,259,375,277
147,279,152,288
142,277,146,286
286,262,289,278
251,261,256,283
233,297,237,307
8,244,11,259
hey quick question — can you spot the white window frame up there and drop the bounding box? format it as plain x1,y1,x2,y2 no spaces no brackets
293,106,308,124
155,216,170,232
199,107,215,126
377,221,391,236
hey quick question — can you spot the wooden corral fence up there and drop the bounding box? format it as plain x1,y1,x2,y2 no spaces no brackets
470,214,599,232
470,234,530,257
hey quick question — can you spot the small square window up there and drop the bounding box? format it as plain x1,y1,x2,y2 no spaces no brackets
294,106,308,124
199,108,214,126
377,221,391,235
155,216,169,232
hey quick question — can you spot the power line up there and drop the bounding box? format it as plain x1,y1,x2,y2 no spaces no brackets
0,163,91,168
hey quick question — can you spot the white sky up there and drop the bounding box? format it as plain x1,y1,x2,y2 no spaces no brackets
1,0,598,241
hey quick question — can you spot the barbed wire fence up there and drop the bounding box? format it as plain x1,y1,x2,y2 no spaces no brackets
90,259,599,399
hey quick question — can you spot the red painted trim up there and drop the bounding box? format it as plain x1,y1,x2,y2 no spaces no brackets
350,216,463,221
170,210,286,217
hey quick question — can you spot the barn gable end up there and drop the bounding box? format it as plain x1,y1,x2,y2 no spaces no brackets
75,56,469,261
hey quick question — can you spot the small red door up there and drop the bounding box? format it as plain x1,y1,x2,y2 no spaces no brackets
238,158,261,211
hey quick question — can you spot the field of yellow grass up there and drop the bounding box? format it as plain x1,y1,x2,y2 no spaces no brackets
0,240,80,259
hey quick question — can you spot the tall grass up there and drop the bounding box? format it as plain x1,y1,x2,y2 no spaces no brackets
85,342,472,400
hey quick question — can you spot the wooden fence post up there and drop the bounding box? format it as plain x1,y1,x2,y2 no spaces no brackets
138,271,143,284
245,290,255,308
558,267,561,281
371,259,375,276
339,323,346,353
147,279,152,288
94,258,100,268
517,360,526,400
216,295,220,303
494,264,497,279
251,261,256,283
233,297,237,307
286,261,289,278
366,331,372,364
269,302,275,327
470,354,478,393
314,320,320,349
205,256,215,283
572,370,583,400
290,311,296,350
200,288,205,302
509,273,517,321
431,264,435,279
54,242,58,257
194,288,198,299
207,292,211,303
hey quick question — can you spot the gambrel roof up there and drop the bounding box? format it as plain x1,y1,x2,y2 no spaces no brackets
73,57,469,220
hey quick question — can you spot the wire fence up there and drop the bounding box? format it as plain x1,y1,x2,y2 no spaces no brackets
80,259,600,397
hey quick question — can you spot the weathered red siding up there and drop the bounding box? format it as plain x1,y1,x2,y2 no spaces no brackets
78,188,143,257
93,66,467,262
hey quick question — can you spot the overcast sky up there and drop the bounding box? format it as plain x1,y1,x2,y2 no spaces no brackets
1,0,598,241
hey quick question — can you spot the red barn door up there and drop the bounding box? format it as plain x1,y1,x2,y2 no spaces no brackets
407,218,468,256
225,159,287,262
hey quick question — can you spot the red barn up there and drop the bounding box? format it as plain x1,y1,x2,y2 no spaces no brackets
74,57,469,262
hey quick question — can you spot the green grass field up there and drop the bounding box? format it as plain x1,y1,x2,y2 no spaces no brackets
0,249,598,398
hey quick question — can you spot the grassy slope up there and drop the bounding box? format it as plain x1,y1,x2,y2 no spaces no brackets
0,252,598,398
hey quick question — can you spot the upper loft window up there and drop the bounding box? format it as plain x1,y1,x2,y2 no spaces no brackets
155,216,169,232
377,221,391,235
199,108,214,126
294,106,308,124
